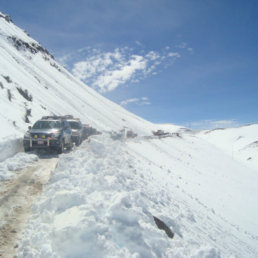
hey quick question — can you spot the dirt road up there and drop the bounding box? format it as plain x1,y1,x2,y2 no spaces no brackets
0,157,58,258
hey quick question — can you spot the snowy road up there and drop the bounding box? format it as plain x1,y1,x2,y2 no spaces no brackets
0,157,58,258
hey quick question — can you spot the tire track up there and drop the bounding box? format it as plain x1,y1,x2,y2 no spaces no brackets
0,158,58,258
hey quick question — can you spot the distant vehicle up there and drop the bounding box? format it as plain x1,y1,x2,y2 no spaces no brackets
23,116,73,153
110,128,137,140
66,117,84,146
110,130,124,140
126,130,137,138
82,124,100,139
152,130,170,137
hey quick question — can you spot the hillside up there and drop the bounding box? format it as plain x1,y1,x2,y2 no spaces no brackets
0,12,177,161
198,125,258,171
0,12,258,257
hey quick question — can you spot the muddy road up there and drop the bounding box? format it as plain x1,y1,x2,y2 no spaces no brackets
0,157,58,258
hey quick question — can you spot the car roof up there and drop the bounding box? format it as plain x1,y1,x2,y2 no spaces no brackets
41,116,67,120
67,119,81,122
38,119,62,122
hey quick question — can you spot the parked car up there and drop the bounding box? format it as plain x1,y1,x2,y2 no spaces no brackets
23,116,73,153
82,124,100,139
152,129,170,137
126,130,137,138
66,117,84,146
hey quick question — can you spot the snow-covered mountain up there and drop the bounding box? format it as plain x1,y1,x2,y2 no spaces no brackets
198,125,258,171
0,12,258,257
0,11,181,161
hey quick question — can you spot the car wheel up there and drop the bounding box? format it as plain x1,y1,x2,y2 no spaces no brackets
24,146,30,152
57,140,64,154
75,138,81,146
67,139,73,150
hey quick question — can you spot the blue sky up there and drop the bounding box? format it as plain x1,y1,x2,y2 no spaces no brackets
1,0,258,128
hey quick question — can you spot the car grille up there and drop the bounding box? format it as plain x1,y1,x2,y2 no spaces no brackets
32,140,48,147
30,133,48,139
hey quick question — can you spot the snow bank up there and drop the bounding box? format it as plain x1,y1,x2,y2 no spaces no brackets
0,152,38,181
0,136,23,162
19,136,172,257
18,134,258,257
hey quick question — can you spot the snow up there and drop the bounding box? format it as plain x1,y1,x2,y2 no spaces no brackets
0,12,257,257
127,134,258,237
198,125,258,171
0,152,38,181
18,134,258,257
0,135,23,162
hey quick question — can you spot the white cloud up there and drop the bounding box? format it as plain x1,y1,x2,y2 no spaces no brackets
187,119,241,130
175,42,187,49
168,52,181,58
93,55,147,92
72,49,124,82
64,46,181,93
120,98,139,106
175,42,194,53
135,41,143,47
120,97,151,106
187,47,193,52
146,51,160,61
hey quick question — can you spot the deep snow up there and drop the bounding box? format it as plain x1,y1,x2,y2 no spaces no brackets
17,134,258,257
0,152,38,181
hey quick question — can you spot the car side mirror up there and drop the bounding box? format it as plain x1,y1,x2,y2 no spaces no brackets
28,126,32,130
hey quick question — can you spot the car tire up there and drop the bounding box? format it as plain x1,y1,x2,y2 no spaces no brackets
67,139,73,150
75,138,81,146
57,140,64,154
24,146,30,152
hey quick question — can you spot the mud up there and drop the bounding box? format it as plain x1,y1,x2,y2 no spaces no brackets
0,158,58,257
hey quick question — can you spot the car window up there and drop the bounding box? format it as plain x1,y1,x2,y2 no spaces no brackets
68,121,81,129
32,120,62,129
64,121,70,128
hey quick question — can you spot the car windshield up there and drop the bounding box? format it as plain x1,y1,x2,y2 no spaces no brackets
32,120,62,129
68,121,81,129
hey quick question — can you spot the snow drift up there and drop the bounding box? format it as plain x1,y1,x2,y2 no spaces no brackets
18,134,258,257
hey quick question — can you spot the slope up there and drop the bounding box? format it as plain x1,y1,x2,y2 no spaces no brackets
18,134,258,257
198,125,258,171
0,12,162,161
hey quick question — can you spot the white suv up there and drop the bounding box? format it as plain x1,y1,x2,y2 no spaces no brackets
67,118,84,146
